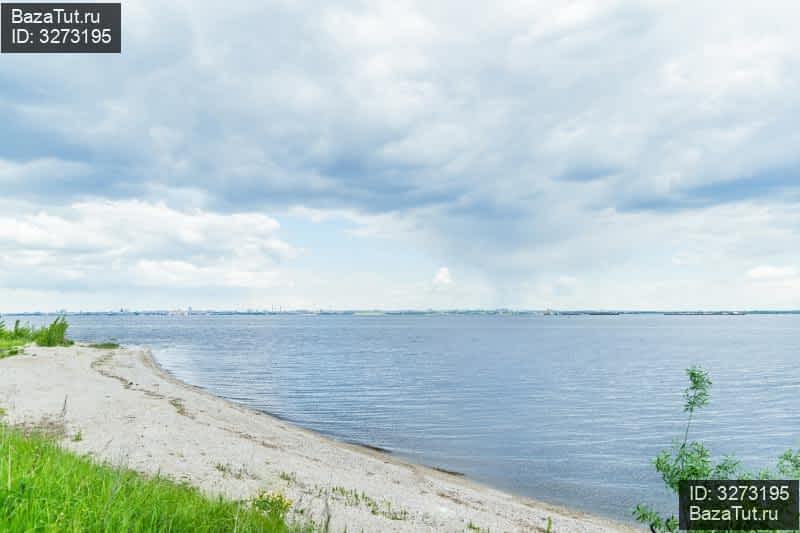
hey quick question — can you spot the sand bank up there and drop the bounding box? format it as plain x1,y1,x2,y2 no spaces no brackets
0,345,637,532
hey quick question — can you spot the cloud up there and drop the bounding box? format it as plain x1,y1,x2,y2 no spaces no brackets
0,200,296,292
6,1,799,215
747,265,798,280
433,266,453,288
4,1,800,309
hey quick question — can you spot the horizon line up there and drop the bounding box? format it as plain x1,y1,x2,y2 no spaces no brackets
3,308,800,315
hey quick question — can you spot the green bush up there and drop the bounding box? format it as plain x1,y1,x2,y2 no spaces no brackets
635,367,800,532
33,316,73,347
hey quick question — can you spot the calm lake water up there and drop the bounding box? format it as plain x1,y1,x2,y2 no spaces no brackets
7,313,800,521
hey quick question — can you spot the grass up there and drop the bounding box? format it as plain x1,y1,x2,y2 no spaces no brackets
88,342,121,349
0,424,305,532
0,345,23,360
32,316,73,347
0,317,121,357
279,471,296,483
326,485,409,521
0,316,74,358
169,398,189,417
0,320,30,359
214,462,254,480
253,492,293,517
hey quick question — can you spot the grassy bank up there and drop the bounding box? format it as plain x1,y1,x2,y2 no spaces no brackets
0,424,304,532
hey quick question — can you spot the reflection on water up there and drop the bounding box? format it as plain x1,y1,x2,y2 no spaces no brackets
10,313,800,521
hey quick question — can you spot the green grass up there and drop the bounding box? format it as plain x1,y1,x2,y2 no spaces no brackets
0,425,305,532
88,342,121,349
31,316,73,347
169,398,189,417
0,344,23,360
0,316,74,358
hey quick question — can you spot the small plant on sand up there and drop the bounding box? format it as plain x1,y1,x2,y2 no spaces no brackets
279,471,297,483
214,462,252,480
169,398,189,417
253,491,293,520
88,342,120,349
324,484,408,521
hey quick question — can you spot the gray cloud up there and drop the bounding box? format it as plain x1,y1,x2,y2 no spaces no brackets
3,0,800,308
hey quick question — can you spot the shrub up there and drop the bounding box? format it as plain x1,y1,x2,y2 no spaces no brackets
634,367,798,532
32,316,73,347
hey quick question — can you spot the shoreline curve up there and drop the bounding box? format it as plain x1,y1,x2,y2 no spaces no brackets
0,344,639,532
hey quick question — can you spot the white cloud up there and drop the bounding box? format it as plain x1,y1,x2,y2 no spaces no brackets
433,267,453,287
747,265,798,280
0,200,296,292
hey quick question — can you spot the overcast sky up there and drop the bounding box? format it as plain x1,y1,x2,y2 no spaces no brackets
2,0,800,312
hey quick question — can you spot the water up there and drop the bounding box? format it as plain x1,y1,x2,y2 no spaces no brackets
7,313,800,522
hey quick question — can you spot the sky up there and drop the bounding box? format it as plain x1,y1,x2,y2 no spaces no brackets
2,0,800,312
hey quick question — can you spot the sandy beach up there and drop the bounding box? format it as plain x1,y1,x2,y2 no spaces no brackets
0,344,637,532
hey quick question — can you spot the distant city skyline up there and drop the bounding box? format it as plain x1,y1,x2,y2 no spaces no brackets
3,1,800,311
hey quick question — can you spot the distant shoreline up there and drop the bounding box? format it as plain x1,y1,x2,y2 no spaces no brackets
5,309,800,317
